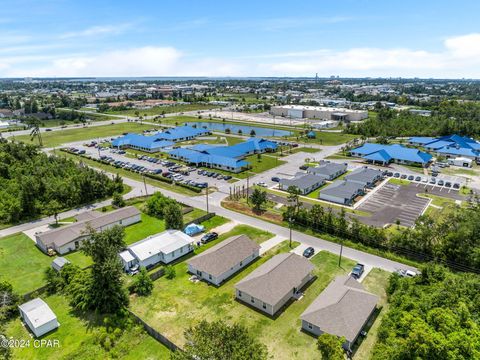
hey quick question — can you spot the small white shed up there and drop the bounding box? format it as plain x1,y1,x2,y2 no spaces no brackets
18,298,59,337
51,257,70,272
448,157,472,168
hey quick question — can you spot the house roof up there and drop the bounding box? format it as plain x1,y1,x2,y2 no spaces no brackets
321,180,364,200
119,250,135,263
74,210,103,222
301,275,378,343
307,162,347,177
128,229,194,261
344,167,383,184
36,206,140,249
18,298,57,329
235,253,314,305
279,173,325,191
187,235,260,277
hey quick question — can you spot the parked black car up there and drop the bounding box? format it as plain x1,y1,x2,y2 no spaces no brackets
303,247,315,258
271,176,280,182
201,232,218,244
351,263,365,279
299,165,309,170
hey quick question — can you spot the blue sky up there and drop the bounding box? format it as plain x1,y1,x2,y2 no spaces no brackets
1,0,480,78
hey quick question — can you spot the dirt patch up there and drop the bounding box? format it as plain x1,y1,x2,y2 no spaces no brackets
222,201,283,223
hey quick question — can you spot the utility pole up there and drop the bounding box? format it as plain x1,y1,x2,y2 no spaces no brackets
289,217,293,248
206,183,209,213
246,173,250,204
338,241,344,267
143,175,148,196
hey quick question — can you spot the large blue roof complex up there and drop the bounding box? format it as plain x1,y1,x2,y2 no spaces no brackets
155,125,210,141
409,134,480,157
111,133,174,150
351,143,432,164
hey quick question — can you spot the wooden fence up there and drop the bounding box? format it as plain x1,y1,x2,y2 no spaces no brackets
184,212,216,227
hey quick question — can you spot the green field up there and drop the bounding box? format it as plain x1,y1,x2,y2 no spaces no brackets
106,103,216,117
5,295,171,360
0,233,91,294
16,122,155,148
130,244,356,360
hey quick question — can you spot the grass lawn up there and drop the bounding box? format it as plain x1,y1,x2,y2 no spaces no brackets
130,246,356,360
16,122,155,148
200,215,229,230
5,294,171,360
300,131,357,146
105,103,215,117
216,224,274,244
325,152,352,160
353,269,391,359
236,154,286,179
388,178,411,186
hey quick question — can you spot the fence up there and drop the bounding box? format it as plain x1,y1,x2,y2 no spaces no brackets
127,309,181,352
22,284,49,301
184,212,216,227
149,267,165,281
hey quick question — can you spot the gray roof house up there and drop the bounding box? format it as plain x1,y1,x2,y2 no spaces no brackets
307,161,348,180
18,298,60,338
235,253,314,316
301,275,378,350
344,167,384,188
319,180,365,205
188,235,260,286
278,173,325,195
35,206,141,255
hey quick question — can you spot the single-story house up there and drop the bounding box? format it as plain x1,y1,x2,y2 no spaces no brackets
319,180,365,205
344,167,384,188
350,143,432,166
301,275,378,351
307,161,347,180
187,235,260,286
18,298,60,338
51,257,70,272
235,253,314,316
119,230,195,271
35,206,141,255
278,173,325,194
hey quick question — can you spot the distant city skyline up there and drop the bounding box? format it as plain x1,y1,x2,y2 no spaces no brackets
1,0,480,78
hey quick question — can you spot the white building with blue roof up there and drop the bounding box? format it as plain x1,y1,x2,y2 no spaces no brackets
350,143,432,166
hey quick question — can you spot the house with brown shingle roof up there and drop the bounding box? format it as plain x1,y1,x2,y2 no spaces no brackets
301,275,378,350
235,253,314,316
35,206,141,255
187,235,260,286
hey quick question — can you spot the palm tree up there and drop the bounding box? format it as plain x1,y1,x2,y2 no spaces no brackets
26,117,43,146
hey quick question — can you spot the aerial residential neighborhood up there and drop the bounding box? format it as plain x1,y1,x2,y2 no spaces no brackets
0,1,480,360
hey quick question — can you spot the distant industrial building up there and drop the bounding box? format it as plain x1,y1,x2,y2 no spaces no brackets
270,105,368,122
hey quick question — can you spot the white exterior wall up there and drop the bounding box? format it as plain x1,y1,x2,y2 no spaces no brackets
319,193,350,205
162,244,194,264
20,311,59,338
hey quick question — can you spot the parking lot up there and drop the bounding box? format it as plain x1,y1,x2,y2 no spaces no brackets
66,144,236,190
357,180,465,228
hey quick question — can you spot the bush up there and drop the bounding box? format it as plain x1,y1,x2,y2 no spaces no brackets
165,265,176,279
128,268,153,296
112,192,126,208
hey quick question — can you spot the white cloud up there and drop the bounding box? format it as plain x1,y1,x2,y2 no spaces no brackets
2,33,480,78
59,24,132,39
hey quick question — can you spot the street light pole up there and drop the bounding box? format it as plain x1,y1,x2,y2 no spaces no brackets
246,173,250,204
338,241,344,267
289,217,293,248
206,183,209,213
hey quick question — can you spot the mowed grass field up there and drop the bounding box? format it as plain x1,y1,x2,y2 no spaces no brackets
0,203,227,294
130,234,359,360
16,122,155,147
105,103,216,117
5,295,171,360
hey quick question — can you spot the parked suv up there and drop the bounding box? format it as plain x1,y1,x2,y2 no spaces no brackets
351,264,365,279
201,232,218,244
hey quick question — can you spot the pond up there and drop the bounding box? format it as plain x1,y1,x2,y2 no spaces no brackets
185,122,292,137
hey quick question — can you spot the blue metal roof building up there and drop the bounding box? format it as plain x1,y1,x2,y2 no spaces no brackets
168,138,277,173
111,133,174,152
408,134,480,159
350,143,432,165
155,125,210,142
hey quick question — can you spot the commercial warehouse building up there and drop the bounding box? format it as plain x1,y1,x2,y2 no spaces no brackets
306,161,347,180
278,173,325,195
270,105,368,122
350,143,432,166
319,180,365,205
344,167,384,188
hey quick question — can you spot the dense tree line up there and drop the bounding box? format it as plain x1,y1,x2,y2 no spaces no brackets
372,264,480,359
283,187,480,271
0,140,123,224
346,101,480,137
